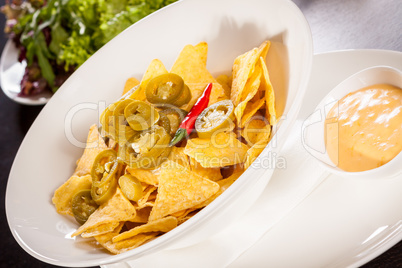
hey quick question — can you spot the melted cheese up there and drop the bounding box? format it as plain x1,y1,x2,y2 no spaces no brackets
325,84,402,172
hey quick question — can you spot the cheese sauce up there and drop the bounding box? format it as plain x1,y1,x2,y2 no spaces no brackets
325,84,402,172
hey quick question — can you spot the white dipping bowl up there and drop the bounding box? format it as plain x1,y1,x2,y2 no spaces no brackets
302,66,402,180
6,0,313,266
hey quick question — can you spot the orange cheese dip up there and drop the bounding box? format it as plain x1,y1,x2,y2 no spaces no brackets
325,84,402,172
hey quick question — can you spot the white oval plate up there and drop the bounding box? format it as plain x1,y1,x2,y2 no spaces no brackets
0,39,52,105
5,0,312,267
104,50,402,268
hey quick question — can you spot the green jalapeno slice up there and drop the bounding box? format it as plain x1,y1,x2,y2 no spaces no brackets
156,110,171,136
91,149,119,204
118,125,171,169
159,108,188,136
71,189,99,225
112,99,138,143
172,84,192,107
100,102,118,140
195,100,235,139
124,100,159,131
118,174,143,202
145,73,185,104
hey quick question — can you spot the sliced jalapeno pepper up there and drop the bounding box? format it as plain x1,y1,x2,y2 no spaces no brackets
118,174,143,202
124,100,159,131
156,110,171,136
100,102,118,140
91,149,119,204
145,73,185,104
172,84,191,107
159,108,188,137
118,125,171,169
113,99,138,143
195,100,235,139
91,149,118,184
71,189,99,225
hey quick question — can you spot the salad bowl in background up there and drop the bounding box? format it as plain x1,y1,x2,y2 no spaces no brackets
0,39,52,105
6,0,313,266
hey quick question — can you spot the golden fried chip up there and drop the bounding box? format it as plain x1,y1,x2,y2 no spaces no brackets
93,222,124,254
196,170,243,208
122,77,140,95
240,97,266,128
137,185,158,209
244,141,268,170
130,206,152,223
95,224,157,254
113,233,159,252
171,44,213,83
52,175,92,216
167,146,190,168
127,168,159,186
170,44,226,110
194,42,208,67
148,160,219,221
242,116,271,146
216,74,232,99
189,157,222,182
176,210,199,225
74,125,108,177
72,188,136,237
130,59,168,101
260,56,277,125
184,132,249,168
113,216,178,242
231,41,270,106
234,66,262,125
81,222,120,238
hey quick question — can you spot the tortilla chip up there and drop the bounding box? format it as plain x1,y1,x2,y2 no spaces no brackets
170,44,226,110
244,142,266,170
231,41,270,106
113,233,159,252
194,42,208,67
122,77,140,95
95,224,157,254
148,160,219,221
93,222,124,254
130,206,152,223
195,170,243,208
184,132,249,168
242,116,271,146
74,124,108,177
52,175,92,216
171,44,213,83
166,146,190,167
189,157,222,182
260,56,277,125
130,59,168,101
113,216,177,242
216,74,232,99
72,188,136,237
240,97,266,128
234,66,262,125
137,185,158,209
126,168,160,186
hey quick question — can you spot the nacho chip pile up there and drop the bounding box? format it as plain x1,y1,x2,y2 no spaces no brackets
52,41,277,254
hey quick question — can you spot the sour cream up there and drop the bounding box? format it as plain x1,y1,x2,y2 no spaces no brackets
325,84,402,172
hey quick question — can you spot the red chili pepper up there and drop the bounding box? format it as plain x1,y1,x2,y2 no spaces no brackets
169,83,213,146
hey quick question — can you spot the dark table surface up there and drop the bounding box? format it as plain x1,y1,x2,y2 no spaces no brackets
0,0,401,267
